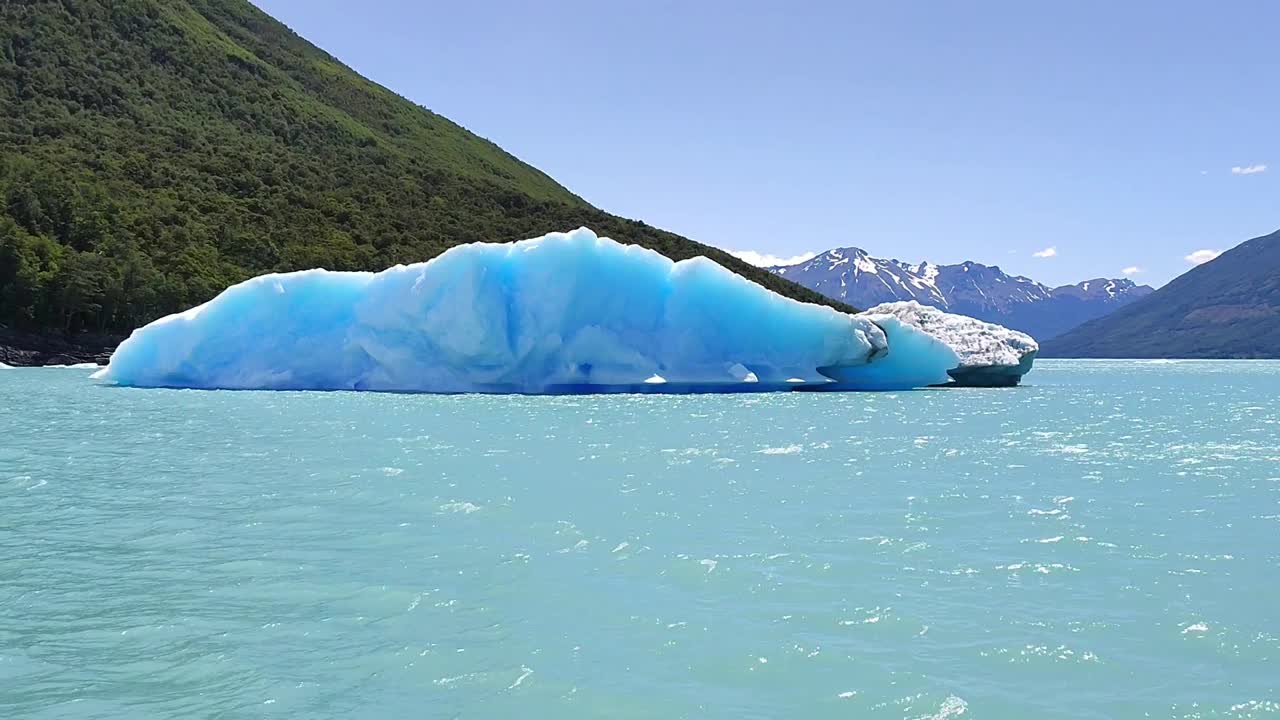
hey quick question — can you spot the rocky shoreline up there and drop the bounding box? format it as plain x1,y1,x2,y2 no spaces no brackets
0,327,119,367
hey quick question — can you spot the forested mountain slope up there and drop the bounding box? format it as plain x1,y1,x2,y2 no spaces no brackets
1042,229,1280,358
0,0,848,341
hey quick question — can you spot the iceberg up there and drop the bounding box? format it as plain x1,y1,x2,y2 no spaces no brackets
860,301,1038,386
94,229,960,393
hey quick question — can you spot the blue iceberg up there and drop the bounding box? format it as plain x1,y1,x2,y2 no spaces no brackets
93,229,959,393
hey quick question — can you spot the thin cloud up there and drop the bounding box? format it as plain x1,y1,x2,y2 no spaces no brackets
728,249,817,268
1032,246,1057,258
1122,266,1142,276
1231,164,1267,175
1184,249,1222,265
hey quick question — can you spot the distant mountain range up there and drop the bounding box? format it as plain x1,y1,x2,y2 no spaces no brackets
1043,229,1280,358
767,248,1154,340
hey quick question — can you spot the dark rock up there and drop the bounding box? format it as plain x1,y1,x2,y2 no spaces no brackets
0,327,119,367
941,351,1038,387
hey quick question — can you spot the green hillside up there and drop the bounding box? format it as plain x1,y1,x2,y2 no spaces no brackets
0,0,849,338
1042,229,1280,358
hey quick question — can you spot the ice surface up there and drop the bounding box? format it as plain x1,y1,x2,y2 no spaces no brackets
817,314,960,389
861,301,1038,368
95,229,959,393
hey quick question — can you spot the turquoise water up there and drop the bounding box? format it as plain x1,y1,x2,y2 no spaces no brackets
2,360,1278,719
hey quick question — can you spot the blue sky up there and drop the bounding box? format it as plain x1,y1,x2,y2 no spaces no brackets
254,0,1276,287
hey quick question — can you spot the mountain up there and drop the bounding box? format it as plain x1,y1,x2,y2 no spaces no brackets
0,0,847,347
1043,229,1280,358
1020,278,1157,340
769,248,1153,340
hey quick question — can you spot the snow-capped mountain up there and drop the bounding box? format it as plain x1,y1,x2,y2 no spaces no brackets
768,247,1154,340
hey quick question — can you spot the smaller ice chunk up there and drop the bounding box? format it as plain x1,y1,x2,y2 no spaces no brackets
861,301,1038,386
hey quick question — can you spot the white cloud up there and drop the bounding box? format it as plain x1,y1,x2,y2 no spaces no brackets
728,249,817,267
1032,246,1057,258
1184,249,1222,265
1122,266,1142,275
1231,164,1267,175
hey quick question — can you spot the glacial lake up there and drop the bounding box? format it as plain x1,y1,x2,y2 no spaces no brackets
2,360,1277,719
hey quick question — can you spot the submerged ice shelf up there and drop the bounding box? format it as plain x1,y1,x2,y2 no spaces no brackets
94,229,964,393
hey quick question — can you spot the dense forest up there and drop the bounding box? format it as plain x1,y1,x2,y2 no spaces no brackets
0,0,850,339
